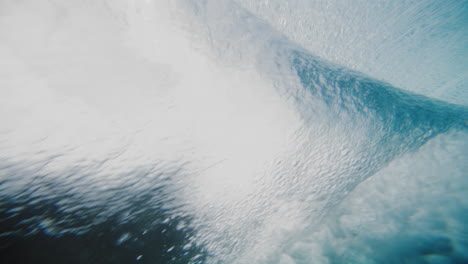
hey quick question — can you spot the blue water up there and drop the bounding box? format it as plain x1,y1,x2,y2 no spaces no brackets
0,1,467,263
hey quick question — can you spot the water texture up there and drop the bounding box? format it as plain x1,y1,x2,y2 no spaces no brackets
0,1,467,263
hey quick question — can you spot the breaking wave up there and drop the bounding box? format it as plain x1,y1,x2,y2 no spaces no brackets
0,1,467,263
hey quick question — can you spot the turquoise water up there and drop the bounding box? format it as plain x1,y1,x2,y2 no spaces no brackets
0,1,467,263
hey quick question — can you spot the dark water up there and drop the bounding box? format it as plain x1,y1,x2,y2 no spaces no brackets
0,199,206,264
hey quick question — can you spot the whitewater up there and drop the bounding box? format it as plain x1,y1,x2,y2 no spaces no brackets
0,0,467,263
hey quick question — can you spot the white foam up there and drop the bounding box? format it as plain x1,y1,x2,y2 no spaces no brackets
0,1,466,263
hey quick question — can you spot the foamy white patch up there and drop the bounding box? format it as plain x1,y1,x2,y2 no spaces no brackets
0,1,466,264
0,1,305,259
282,130,468,263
